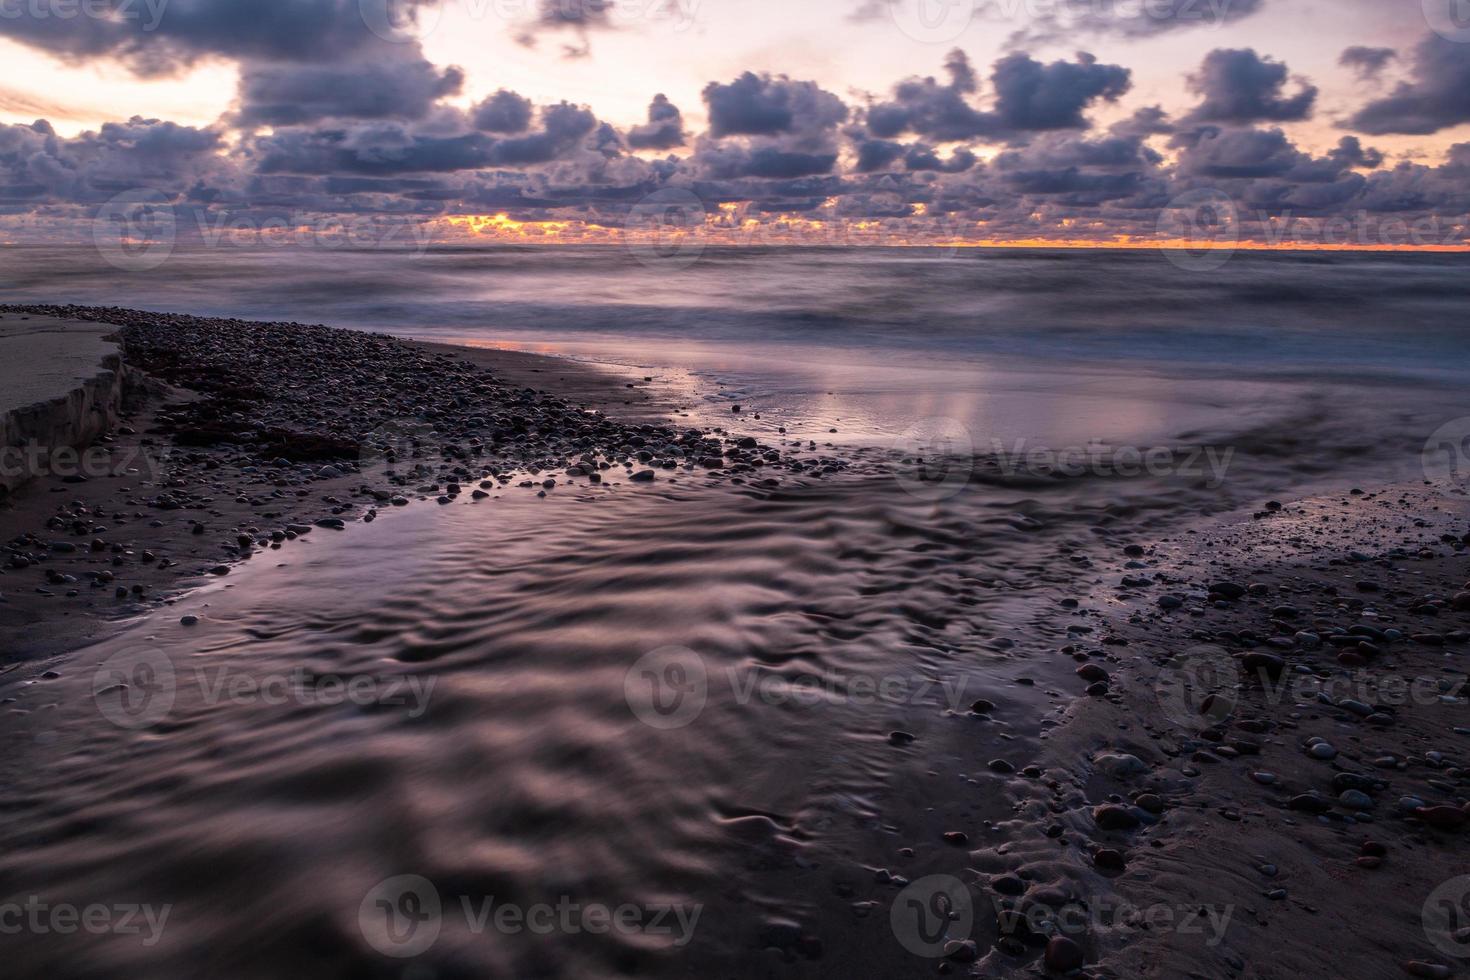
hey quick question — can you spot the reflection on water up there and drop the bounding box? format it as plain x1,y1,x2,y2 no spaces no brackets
0,454,1257,979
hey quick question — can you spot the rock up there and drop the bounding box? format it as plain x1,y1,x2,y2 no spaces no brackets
1307,742,1338,760
1339,789,1373,810
180,615,199,626
1076,664,1109,683
942,831,969,845
1093,804,1140,831
630,469,656,482
969,699,996,714
943,939,978,963
1133,793,1165,814
1414,806,1467,830
1403,963,1452,979
1289,794,1331,814
1158,594,1184,610
1242,652,1286,679
1045,935,1086,973
1208,581,1246,600
1095,753,1148,779
315,518,346,529
888,731,915,746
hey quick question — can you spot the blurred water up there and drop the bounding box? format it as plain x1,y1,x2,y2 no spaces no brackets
5,243,1469,464
3,245,1469,978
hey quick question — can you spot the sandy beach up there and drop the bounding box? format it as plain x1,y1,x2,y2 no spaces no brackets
0,305,1466,979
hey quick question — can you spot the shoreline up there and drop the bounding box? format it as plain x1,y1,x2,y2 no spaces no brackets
0,304,826,659
0,307,1466,977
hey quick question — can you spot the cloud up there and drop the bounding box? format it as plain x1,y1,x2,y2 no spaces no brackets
1349,34,1470,135
1339,46,1397,83
1,116,226,205
703,73,848,138
251,102,599,176
0,0,438,76
234,51,464,127
472,90,536,134
627,95,687,150
995,0,1266,47
514,0,615,59
1184,49,1317,125
866,50,1130,143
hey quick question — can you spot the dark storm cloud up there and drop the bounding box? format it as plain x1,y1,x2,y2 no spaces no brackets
1328,135,1383,170
626,95,686,150
0,116,225,203
235,54,465,127
703,73,848,138
0,0,435,75
1183,49,1317,125
1349,34,1470,135
1339,46,1397,82
865,50,1130,143
252,102,598,176
853,139,905,173
693,140,838,180
472,90,536,134
903,144,976,173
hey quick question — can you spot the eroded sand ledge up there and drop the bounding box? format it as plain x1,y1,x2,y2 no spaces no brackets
0,314,146,497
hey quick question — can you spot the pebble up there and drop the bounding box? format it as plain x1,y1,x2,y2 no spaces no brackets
1044,936,1085,972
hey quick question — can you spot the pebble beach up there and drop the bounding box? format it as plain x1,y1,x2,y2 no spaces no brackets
0,305,1467,979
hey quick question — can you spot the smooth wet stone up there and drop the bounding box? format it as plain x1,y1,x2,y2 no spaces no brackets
1093,804,1140,831
1307,742,1338,760
1045,936,1085,972
1095,753,1147,779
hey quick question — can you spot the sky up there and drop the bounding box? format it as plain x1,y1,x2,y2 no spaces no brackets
1,0,1469,248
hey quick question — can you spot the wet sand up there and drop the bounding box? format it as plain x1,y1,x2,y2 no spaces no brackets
0,307,1467,979
0,305,825,659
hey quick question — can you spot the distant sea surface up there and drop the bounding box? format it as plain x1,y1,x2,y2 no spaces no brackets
5,243,1470,482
